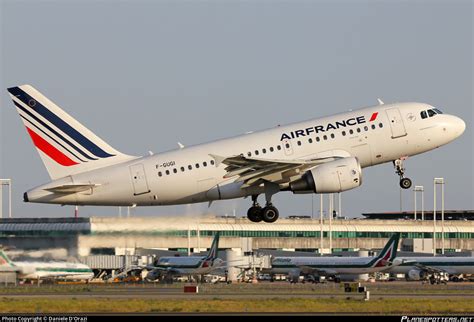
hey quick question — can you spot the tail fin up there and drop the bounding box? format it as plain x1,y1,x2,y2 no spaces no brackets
0,250,15,267
7,85,136,180
205,232,220,260
372,233,400,268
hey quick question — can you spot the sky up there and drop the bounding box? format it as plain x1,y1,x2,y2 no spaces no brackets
0,0,472,219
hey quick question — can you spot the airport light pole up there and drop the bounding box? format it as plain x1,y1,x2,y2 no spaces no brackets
338,193,342,218
413,186,424,221
0,179,12,218
320,194,324,252
328,193,333,253
434,178,445,255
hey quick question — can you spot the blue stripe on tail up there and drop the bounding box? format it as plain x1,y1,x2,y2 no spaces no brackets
8,87,114,158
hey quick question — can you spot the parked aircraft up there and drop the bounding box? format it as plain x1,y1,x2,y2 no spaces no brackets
0,250,94,281
145,233,222,281
388,256,474,284
269,233,400,282
7,85,465,223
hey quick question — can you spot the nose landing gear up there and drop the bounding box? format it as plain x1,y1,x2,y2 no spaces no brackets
394,157,412,189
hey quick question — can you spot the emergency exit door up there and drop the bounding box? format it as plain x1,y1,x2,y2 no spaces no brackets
129,164,150,195
385,108,407,139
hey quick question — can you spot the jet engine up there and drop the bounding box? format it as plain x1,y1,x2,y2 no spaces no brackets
406,269,426,281
288,269,301,283
289,157,362,194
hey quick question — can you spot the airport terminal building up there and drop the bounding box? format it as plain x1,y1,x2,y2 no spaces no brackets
0,216,473,257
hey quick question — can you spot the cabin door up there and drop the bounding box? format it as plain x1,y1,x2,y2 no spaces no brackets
385,108,407,138
129,164,151,195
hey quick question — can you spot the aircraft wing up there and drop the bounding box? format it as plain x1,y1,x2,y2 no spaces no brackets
413,263,453,275
210,150,351,187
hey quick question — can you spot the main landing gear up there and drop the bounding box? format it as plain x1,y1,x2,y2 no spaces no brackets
247,195,279,223
394,157,412,189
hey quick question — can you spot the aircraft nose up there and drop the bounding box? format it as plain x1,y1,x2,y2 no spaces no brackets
451,115,466,137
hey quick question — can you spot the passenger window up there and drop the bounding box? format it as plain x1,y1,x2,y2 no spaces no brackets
203,161,207,167
364,126,368,131
330,133,335,139
195,163,200,168
357,128,361,133
285,143,290,148
180,167,185,172
323,135,327,140
255,150,259,155
349,129,354,135
165,170,170,175
210,160,215,165
342,131,346,136
158,172,162,177
173,168,177,174
308,138,313,143
421,111,427,119
188,165,192,170
297,141,301,146
262,148,266,154
316,137,320,142
277,145,282,150
247,152,252,157
379,123,383,128
428,109,436,117
270,147,274,152
371,124,376,130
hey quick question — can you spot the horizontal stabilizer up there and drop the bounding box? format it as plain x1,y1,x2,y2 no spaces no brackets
44,184,99,194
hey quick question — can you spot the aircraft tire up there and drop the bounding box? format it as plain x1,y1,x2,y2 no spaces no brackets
400,177,412,189
247,206,263,222
262,206,279,223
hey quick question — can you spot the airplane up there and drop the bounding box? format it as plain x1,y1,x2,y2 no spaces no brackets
7,85,466,223
0,249,94,281
268,233,401,283
145,232,223,281
387,256,474,284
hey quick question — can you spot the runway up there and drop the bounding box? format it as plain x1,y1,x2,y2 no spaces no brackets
1,281,473,300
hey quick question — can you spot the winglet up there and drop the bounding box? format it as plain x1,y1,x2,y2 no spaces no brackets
377,98,385,105
209,154,226,167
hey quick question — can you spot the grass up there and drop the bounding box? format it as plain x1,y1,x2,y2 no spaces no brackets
0,298,473,314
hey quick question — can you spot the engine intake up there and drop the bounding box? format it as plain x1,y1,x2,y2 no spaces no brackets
290,157,362,194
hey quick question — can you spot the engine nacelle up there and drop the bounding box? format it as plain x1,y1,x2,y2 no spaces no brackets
289,157,362,193
406,269,426,281
288,269,301,283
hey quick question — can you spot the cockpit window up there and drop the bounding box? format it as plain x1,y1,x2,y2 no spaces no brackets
427,109,436,117
433,108,443,114
421,111,427,119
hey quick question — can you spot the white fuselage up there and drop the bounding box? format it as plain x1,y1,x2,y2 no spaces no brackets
25,102,465,206
388,257,474,276
152,256,223,275
269,256,392,276
13,261,94,280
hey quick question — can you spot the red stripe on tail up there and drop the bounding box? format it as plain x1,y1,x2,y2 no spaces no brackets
369,112,378,122
26,127,78,166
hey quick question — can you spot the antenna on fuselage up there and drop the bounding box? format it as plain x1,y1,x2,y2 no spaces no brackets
177,142,185,149
377,98,385,105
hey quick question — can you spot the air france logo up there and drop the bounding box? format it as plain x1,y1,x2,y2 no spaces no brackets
279,113,378,141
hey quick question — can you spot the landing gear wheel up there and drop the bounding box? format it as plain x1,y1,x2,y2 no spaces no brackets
262,205,279,223
400,177,412,189
247,206,263,223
